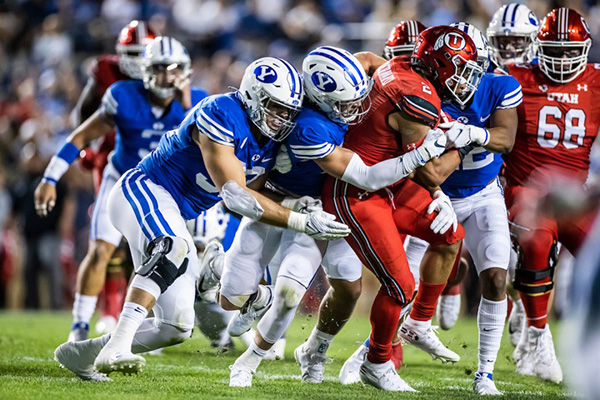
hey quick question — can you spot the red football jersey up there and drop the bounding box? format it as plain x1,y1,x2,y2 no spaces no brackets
92,54,130,97
343,56,441,166
504,63,600,186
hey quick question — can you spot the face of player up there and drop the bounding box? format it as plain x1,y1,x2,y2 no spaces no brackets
543,46,583,72
495,36,528,60
152,63,185,92
339,99,362,120
263,100,295,132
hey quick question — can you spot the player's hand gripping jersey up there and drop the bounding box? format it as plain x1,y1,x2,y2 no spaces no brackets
343,56,441,164
139,93,279,220
102,80,207,175
504,63,600,186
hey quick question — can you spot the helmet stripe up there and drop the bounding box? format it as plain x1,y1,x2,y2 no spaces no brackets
320,46,365,84
310,50,359,85
510,4,519,27
502,4,511,27
159,36,165,56
277,58,299,100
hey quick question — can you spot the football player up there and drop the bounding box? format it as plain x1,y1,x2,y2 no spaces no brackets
504,8,600,384
383,20,427,59
200,46,447,388
487,3,540,72
322,26,487,391
68,20,157,340
51,57,349,380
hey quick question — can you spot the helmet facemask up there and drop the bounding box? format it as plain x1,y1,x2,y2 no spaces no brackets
537,40,591,83
143,61,190,100
117,44,146,79
489,34,534,66
248,86,302,142
444,55,484,108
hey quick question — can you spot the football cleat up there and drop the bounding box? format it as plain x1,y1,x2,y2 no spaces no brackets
399,317,460,363
359,359,417,392
528,325,563,383
339,343,367,385
513,324,534,376
294,342,328,383
508,303,525,347
473,372,502,395
54,339,110,381
437,294,461,330
197,240,224,303
264,337,286,361
227,287,273,337
229,362,254,387
68,322,90,342
94,346,146,375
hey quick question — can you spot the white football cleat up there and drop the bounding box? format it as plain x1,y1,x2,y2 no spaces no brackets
359,360,417,392
473,372,502,395
94,345,146,375
294,342,327,383
264,337,286,360
54,340,110,381
528,325,563,383
513,324,534,376
197,241,224,303
339,343,368,385
229,362,254,387
68,322,90,342
95,315,117,335
437,294,461,330
227,287,273,337
399,317,460,363
508,303,525,347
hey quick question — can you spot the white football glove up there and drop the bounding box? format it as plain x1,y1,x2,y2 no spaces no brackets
305,211,351,240
427,190,458,234
274,144,292,174
281,195,323,213
415,128,448,162
174,69,192,91
439,121,489,149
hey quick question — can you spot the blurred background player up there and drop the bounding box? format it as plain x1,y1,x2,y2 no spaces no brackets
34,36,204,343
382,20,427,60
487,3,540,72
504,8,599,384
68,20,157,338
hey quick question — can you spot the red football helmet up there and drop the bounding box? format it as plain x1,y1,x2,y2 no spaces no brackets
536,8,592,83
411,26,483,108
116,20,157,79
383,20,427,60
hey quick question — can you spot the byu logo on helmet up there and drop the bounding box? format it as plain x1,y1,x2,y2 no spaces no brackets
254,66,278,83
311,71,337,92
529,12,539,26
444,32,467,51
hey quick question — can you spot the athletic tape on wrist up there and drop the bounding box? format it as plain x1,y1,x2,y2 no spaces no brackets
287,211,308,232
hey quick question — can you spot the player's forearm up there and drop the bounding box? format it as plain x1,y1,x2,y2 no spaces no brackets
414,151,460,188
484,126,515,154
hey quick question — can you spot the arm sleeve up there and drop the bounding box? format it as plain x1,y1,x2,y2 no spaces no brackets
396,94,440,127
100,83,120,119
496,77,523,109
287,125,336,161
195,104,235,147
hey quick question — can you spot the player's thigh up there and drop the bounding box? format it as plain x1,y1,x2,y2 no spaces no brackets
90,163,123,247
276,230,323,289
463,190,511,274
221,218,282,298
322,238,362,282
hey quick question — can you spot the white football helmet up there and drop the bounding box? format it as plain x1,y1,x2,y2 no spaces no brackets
451,22,491,72
238,57,303,142
303,46,372,125
487,3,540,67
142,36,191,100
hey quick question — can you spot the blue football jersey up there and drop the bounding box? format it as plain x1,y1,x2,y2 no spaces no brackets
441,73,522,198
101,80,208,175
268,107,346,197
139,93,279,220
186,203,241,251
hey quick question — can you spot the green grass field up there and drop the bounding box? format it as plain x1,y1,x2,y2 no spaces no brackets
0,311,570,399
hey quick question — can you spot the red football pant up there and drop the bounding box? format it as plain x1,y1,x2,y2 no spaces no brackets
323,177,464,363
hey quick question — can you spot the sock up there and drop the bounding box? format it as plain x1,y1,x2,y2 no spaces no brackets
108,302,148,351
410,281,446,321
305,327,335,355
237,342,267,371
391,341,403,369
520,291,550,329
72,293,98,325
478,297,507,375
103,277,125,319
252,285,272,310
366,289,402,364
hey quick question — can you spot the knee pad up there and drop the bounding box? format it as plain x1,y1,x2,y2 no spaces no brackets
513,240,558,295
274,277,306,309
137,236,190,293
158,321,193,346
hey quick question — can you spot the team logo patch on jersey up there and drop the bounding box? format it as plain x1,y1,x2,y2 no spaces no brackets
311,71,337,92
254,66,278,83
252,154,261,161
153,122,164,130
457,116,469,124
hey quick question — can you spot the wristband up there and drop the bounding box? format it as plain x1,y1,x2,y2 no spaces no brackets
287,211,308,232
56,142,80,164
